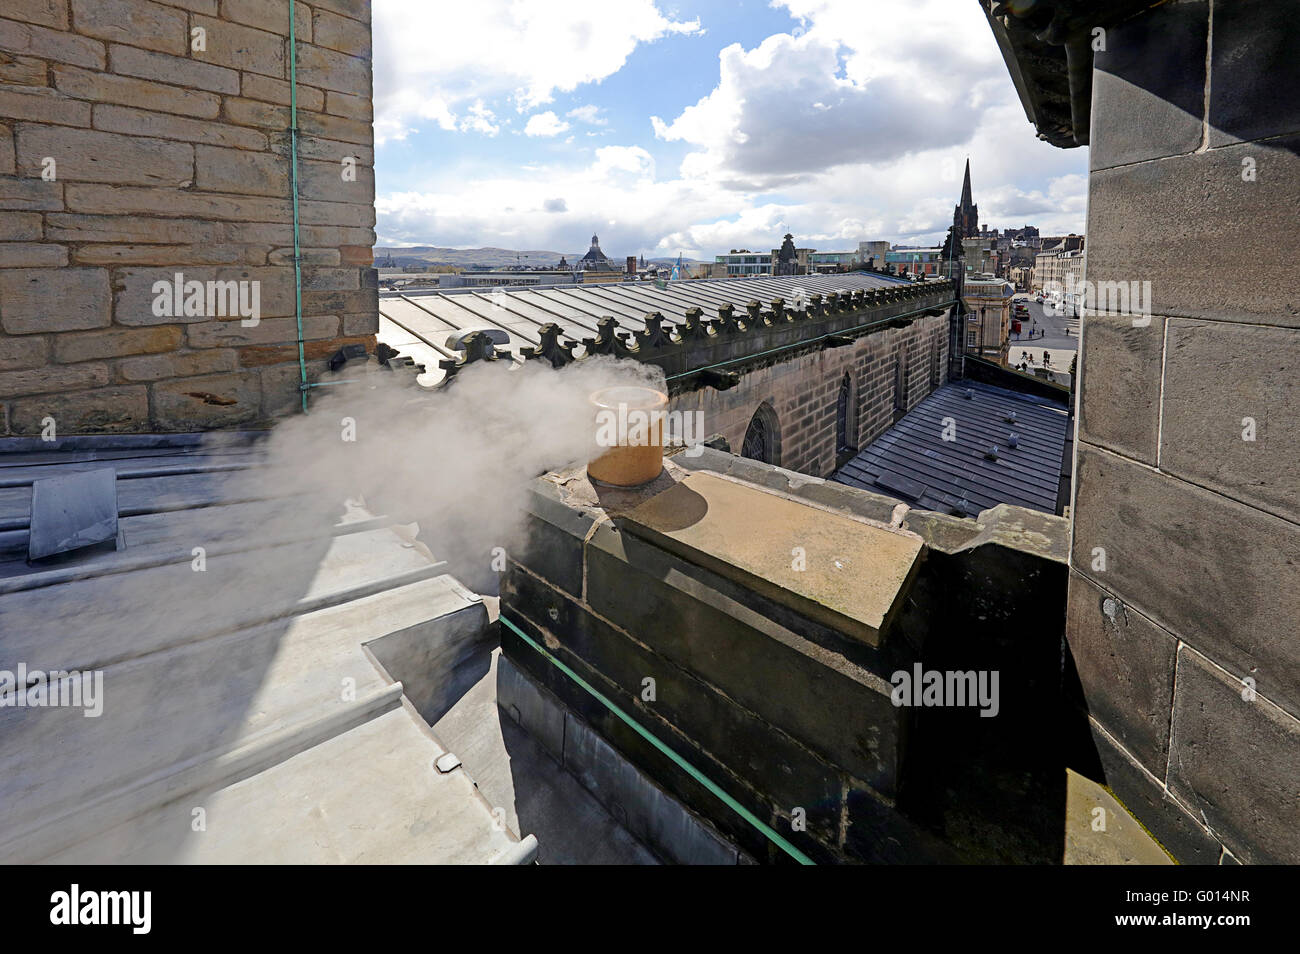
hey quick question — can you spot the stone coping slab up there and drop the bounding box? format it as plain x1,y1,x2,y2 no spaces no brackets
618,471,923,646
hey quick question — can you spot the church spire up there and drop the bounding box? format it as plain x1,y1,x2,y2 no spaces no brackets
960,158,973,209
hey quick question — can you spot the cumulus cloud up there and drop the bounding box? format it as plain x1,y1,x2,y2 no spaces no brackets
524,111,571,137
372,0,700,140
373,0,1088,255
567,104,608,125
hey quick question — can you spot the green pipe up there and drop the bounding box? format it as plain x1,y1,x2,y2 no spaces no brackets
499,614,815,865
289,0,308,412
667,299,957,382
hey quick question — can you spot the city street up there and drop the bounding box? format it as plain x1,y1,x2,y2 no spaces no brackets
1011,296,1079,350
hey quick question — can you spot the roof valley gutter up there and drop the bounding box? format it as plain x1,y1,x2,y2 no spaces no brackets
289,0,307,412
498,614,814,865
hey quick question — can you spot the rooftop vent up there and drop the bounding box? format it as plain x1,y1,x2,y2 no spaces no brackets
27,468,120,562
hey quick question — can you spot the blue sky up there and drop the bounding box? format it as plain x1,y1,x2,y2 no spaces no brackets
371,0,1089,258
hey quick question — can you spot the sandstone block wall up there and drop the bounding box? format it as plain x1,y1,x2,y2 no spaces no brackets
1068,0,1300,864
671,311,949,477
0,0,377,434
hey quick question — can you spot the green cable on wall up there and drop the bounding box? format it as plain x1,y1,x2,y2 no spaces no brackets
288,0,308,412
498,614,815,865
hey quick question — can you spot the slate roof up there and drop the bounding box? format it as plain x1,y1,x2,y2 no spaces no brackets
379,271,914,384
833,380,1070,516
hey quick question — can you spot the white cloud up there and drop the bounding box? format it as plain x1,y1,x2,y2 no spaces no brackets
458,100,500,136
524,111,571,137
374,0,1089,256
372,0,700,139
567,104,608,125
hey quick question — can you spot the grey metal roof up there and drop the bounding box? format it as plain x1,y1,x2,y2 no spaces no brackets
379,271,914,383
0,435,534,863
833,380,1069,515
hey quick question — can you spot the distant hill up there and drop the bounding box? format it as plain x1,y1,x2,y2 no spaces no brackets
374,246,568,269
375,246,705,270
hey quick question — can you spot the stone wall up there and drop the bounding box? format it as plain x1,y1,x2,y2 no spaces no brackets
0,0,377,434
670,311,949,477
500,447,1076,864
1068,0,1300,864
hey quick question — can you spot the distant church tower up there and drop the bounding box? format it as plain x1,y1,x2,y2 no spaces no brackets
952,159,980,240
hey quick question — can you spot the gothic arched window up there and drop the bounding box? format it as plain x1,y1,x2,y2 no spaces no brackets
742,402,781,466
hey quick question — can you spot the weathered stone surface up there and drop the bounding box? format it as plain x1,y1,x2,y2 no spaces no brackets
1065,570,1176,773
267,247,340,266
108,44,239,95
1063,768,1174,865
113,266,297,325
0,17,105,70
0,363,109,398
116,348,236,382
308,0,368,20
299,266,359,291
1089,0,1207,171
53,325,180,363
341,311,377,336
47,212,224,244
10,385,148,434
1208,0,1300,146
239,71,324,111
257,359,326,417
0,243,66,267
73,243,251,266
186,314,338,349
16,125,193,186
191,14,285,77
274,132,372,166
150,371,262,427
0,267,109,333
1160,318,1300,523
1071,444,1300,720
0,124,13,176
236,334,370,367
0,335,47,371
501,570,847,847
65,183,283,221
221,0,311,38
292,41,370,96
1167,647,1300,864
1084,717,1221,864
298,156,372,202
1077,313,1164,465
0,86,91,126
623,472,923,645
0,177,62,211
1086,136,1300,325
338,244,371,266
92,103,265,149
54,65,221,119
324,90,371,121
298,108,371,146
0,52,48,87
583,519,903,795
299,196,374,228
195,144,287,196
9,0,69,30
69,0,188,56
311,8,370,56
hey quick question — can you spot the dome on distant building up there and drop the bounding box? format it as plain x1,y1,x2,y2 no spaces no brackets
580,233,616,271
